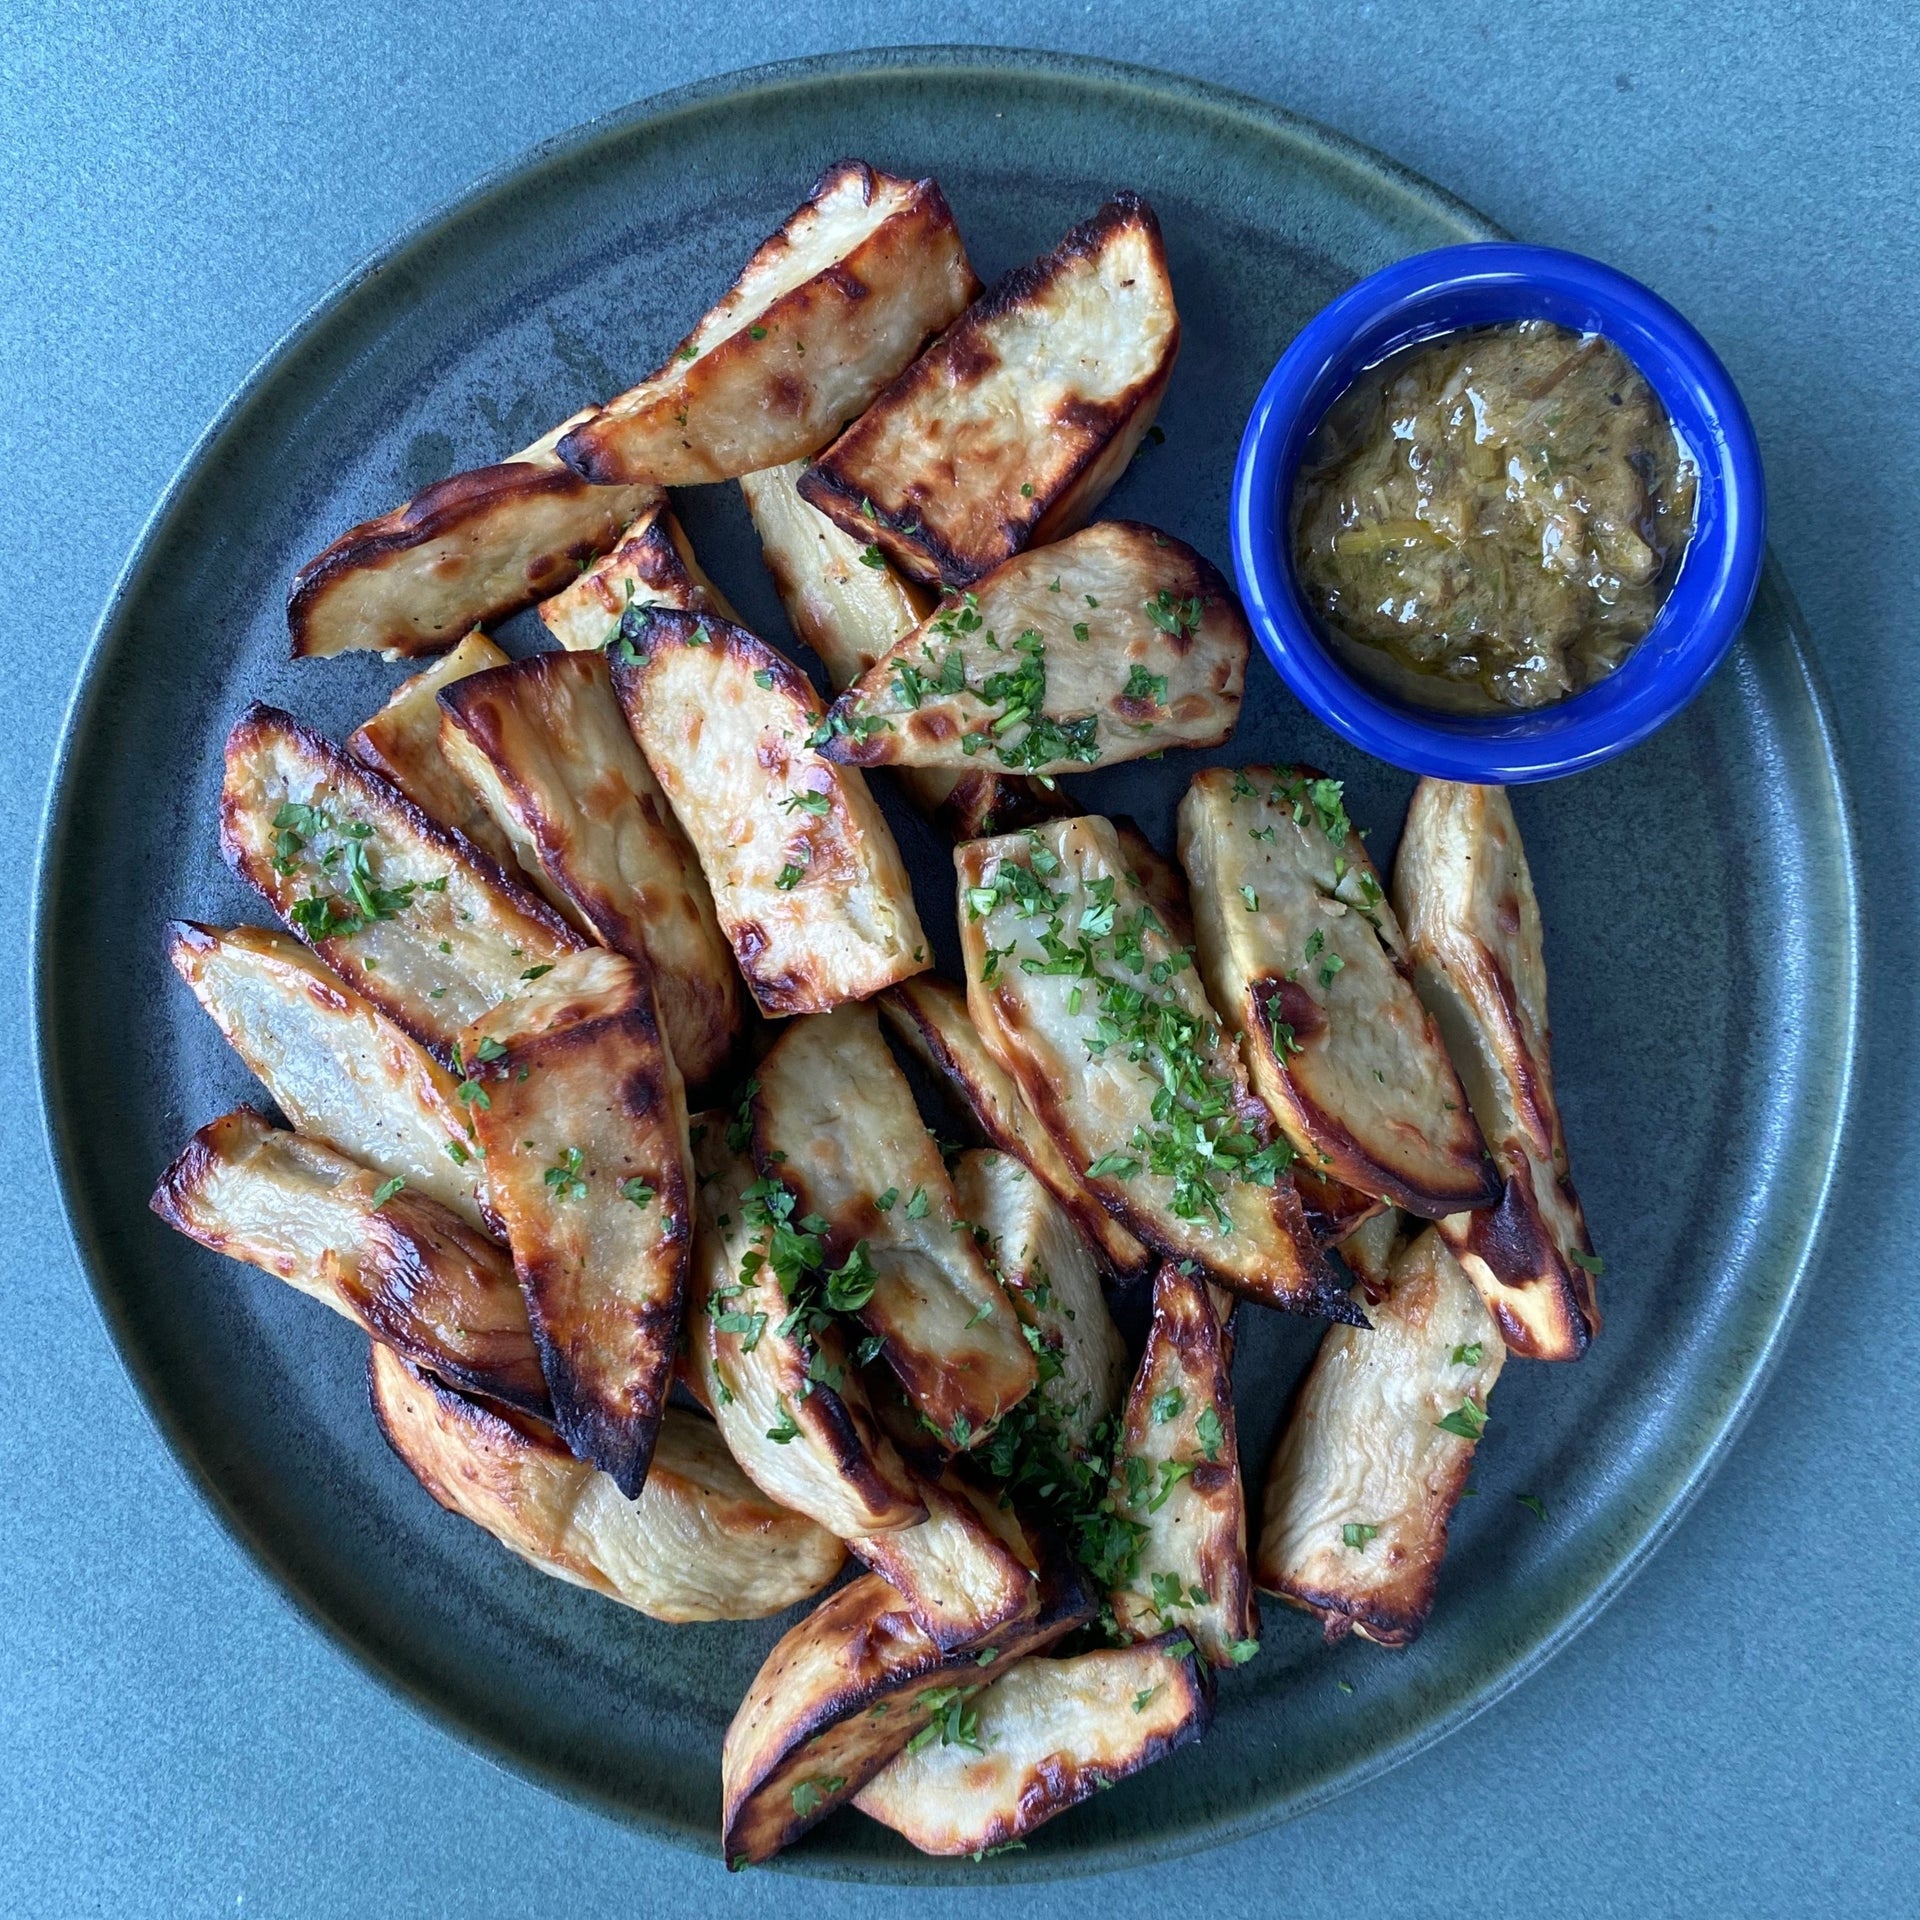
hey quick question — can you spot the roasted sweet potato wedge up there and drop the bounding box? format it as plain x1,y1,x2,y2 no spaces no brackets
288,411,661,657
1111,818,1196,954
557,162,978,487
220,704,581,1061
1256,1226,1502,1646
817,524,1247,776
371,1344,842,1622
1335,1204,1404,1298
1179,766,1498,1218
1393,779,1601,1360
853,1634,1210,1855
880,976,1151,1280
346,629,518,865
535,498,739,651
749,1004,1036,1447
720,1560,1092,1866
687,1134,924,1537
800,194,1179,588
956,817,1351,1317
608,608,928,1016
952,1148,1128,1456
1108,1264,1257,1669
460,950,693,1497
167,920,486,1230
436,649,744,1088
152,1107,546,1415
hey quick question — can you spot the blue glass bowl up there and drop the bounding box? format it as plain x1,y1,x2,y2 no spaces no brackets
1230,243,1766,782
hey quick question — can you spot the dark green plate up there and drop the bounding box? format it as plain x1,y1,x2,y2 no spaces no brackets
33,48,1857,1882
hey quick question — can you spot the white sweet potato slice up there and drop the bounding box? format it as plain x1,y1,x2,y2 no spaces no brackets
749,1004,1036,1447
1393,779,1601,1360
1256,1226,1502,1646
880,977,1151,1281
1336,1204,1404,1297
460,950,693,1497
167,921,486,1230
609,608,928,1016
536,498,738,651
739,458,1065,839
800,193,1180,588
687,1135,924,1537
956,817,1350,1317
817,524,1247,776
557,162,978,487
346,629,518,865
288,410,662,657
436,649,744,1088
952,1148,1128,1456
1178,766,1499,1218
1108,1264,1257,1669
720,1561,1093,1867
370,1344,842,1622
219,704,581,1060
853,1634,1210,1855
152,1107,547,1415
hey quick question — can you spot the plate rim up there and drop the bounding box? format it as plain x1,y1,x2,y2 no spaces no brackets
31,45,1863,1881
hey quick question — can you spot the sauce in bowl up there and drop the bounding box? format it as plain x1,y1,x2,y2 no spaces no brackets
1291,321,1697,712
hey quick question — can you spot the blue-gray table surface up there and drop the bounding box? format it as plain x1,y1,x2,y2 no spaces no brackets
4,4,1913,1914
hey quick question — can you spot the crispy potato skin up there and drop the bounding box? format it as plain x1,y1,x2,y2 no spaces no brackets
1256,1227,1502,1646
1393,779,1600,1359
1178,766,1499,1218
853,1635,1210,1855
371,1345,842,1622
220,704,582,1061
818,524,1248,775
1109,1265,1257,1668
288,411,662,657
346,630,518,865
536,500,739,650
800,194,1180,587
880,977,1152,1280
461,951,694,1498
720,1561,1093,1866
152,1107,548,1415
435,649,744,1089
748,1004,1036,1443
558,162,978,486
609,608,929,1016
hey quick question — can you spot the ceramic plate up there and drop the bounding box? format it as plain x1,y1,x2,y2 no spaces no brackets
33,48,1857,1881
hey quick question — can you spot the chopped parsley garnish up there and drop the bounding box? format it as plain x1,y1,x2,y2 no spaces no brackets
903,1186,929,1220
782,789,831,816
1436,1401,1489,1440
1239,886,1259,913
787,1775,842,1816
1132,1685,1161,1714
369,1175,405,1209
1086,1150,1140,1181
712,1310,767,1352
748,324,769,341
875,1187,898,1213
858,543,887,570
542,1147,587,1201
1227,1637,1259,1665
764,1400,800,1445
775,859,808,890
1123,664,1169,707
621,1178,655,1210
753,668,775,689
974,631,1101,773
907,1686,983,1757
1149,1387,1184,1424
1342,1522,1379,1551
1194,1407,1224,1461
1143,591,1203,638
520,964,553,981
1568,1248,1604,1275
1451,1341,1485,1366
1516,1492,1549,1521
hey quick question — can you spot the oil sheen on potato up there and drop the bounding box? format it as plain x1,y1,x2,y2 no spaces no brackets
1290,321,1697,712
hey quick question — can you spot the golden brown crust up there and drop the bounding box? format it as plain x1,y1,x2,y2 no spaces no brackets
535,499,739,650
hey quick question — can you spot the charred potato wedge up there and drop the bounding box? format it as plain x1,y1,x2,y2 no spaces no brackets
817,523,1247,776
461,950,693,1497
1179,766,1498,1218
1393,780,1601,1359
288,411,662,657
800,194,1179,588
609,608,928,1016
558,162,978,486
436,649,744,1088
1256,1226,1502,1646
749,1004,1036,1446
721,1562,1092,1866
880,976,1151,1280
952,1148,1128,1456
536,498,739,650
956,817,1349,1317
371,1344,841,1622
220,704,580,1060
152,1107,547,1415
346,629,518,865
688,1136,924,1537
167,921,486,1230
1109,1264,1257,1669
854,1635,1210,1855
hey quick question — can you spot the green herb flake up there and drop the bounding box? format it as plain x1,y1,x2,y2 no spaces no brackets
1451,1342,1485,1366
1342,1521,1380,1551
621,1178,655,1210
369,1175,406,1209
1516,1492,1549,1522
542,1146,588,1202
1436,1401,1489,1440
